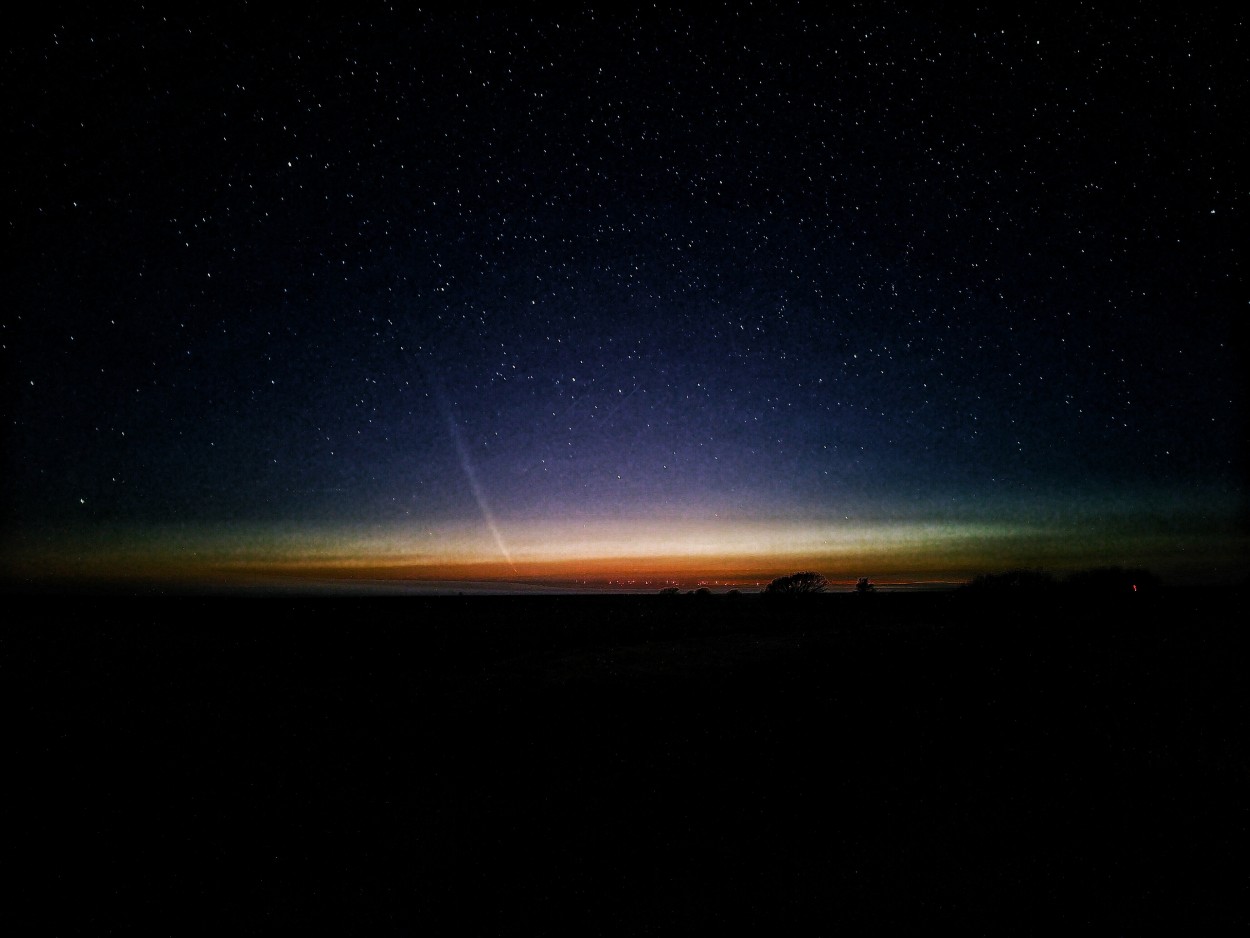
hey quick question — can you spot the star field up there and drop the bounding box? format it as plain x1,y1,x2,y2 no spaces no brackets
3,6,1245,588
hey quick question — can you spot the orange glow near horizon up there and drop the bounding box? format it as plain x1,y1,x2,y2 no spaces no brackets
5,512,1231,590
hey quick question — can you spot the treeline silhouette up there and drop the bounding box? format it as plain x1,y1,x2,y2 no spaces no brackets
657,566,1160,596
959,566,1161,596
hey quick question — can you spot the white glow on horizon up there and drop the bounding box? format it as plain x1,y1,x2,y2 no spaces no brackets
182,516,1034,566
6,484,1242,586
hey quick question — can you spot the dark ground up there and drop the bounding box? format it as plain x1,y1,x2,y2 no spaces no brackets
4,589,1247,933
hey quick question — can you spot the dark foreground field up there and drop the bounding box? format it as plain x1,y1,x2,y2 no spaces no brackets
5,590,1247,933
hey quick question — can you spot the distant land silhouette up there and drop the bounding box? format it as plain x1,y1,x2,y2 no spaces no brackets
7,569,1245,932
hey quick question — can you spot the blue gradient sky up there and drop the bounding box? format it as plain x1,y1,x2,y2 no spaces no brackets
3,7,1245,589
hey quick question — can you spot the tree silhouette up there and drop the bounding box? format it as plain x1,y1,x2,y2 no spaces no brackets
960,569,1056,593
764,571,828,594
856,577,876,593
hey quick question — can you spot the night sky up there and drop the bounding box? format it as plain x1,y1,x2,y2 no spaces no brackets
4,6,1245,589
